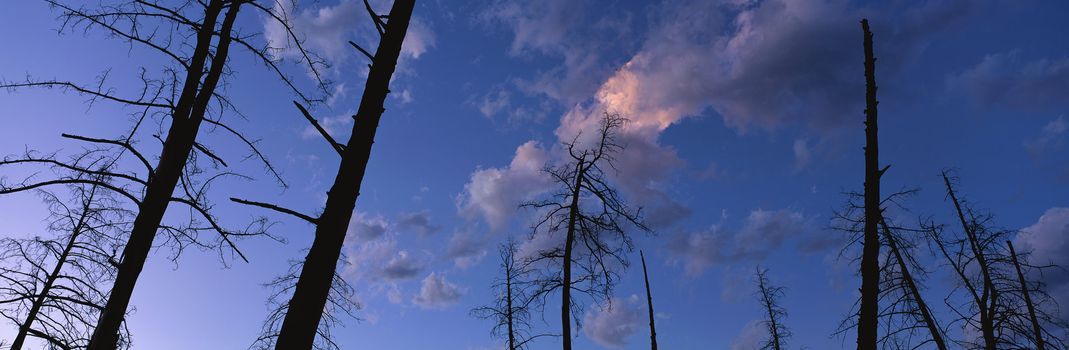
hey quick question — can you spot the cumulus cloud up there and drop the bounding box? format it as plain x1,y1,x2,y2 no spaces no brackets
729,320,767,350
397,210,441,236
347,211,389,240
264,0,435,73
456,141,550,230
379,250,426,280
1014,207,1069,318
412,272,464,309
668,209,811,276
948,51,1069,108
445,230,488,269
582,295,646,348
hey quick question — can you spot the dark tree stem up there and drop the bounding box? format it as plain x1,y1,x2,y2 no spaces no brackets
879,218,947,350
272,1,415,348
641,250,658,350
1007,240,1047,350
560,157,586,350
88,2,239,348
942,172,998,350
858,18,882,350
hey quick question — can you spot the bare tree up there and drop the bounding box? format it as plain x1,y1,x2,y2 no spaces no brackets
877,216,947,350
858,18,885,350
0,1,328,348
251,256,359,350
754,266,790,350
522,113,650,350
0,180,130,349
472,240,553,350
1007,240,1048,350
230,1,416,348
640,250,657,350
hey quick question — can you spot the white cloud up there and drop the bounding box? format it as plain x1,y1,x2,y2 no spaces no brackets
668,209,811,276
729,320,767,350
1014,207,1069,319
412,272,464,309
456,141,551,230
582,295,646,348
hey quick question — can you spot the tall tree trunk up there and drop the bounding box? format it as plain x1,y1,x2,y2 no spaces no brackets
942,173,997,350
11,186,98,350
1007,240,1046,350
757,269,783,350
506,264,516,350
560,158,586,350
640,250,658,350
879,218,947,350
272,1,414,349
88,2,238,349
858,18,882,350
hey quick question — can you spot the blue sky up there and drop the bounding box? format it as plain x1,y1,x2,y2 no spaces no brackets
1,0,1068,349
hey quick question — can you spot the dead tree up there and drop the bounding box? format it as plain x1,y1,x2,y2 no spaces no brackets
522,113,650,350
471,240,552,350
0,181,130,349
0,1,328,348
754,267,790,350
230,1,416,348
834,188,948,350
927,171,1067,349
640,250,658,350
877,217,947,350
932,171,1009,350
858,18,885,350
251,255,359,350
1007,240,1047,350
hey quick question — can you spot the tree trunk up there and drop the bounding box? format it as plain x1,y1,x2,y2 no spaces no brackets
858,18,881,350
272,1,414,349
11,186,98,349
560,159,585,350
879,218,947,350
1007,240,1046,350
640,250,658,350
506,264,516,350
88,2,238,349
942,173,997,350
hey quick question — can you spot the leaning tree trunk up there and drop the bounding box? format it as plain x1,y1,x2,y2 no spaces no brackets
559,159,586,350
10,186,98,350
858,18,882,350
272,1,415,349
1007,240,1046,350
640,250,658,350
506,262,516,350
942,173,998,350
88,2,239,349
879,218,947,350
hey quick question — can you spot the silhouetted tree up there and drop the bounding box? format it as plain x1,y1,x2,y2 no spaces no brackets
522,113,650,350
929,171,1068,349
641,250,658,350
754,266,790,350
230,1,416,348
472,240,552,350
0,1,326,348
251,256,359,350
0,181,130,349
1007,240,1048,350
877,216,947,350
858,18,885,350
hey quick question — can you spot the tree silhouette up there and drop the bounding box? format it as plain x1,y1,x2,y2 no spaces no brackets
230,1,416,348
877,216,947,350
754,266,790,350
522,113,650,350
0,1,327,348
0,180,130,349
471,240,552,350
928,171,1068,349
641,250,657,350
857,18,885,350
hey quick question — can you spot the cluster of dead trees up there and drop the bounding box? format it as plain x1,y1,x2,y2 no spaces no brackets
469,18,1068,350
0,1,1064,350
0,0,416,349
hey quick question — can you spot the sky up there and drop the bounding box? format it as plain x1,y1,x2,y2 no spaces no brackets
1,0,1068,349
